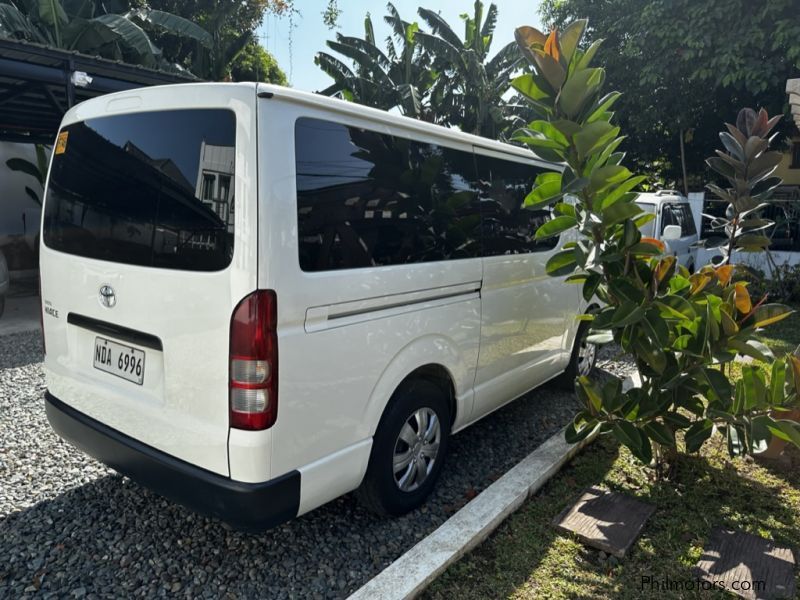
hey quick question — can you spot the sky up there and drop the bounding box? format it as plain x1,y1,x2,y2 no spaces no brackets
255,1,543,92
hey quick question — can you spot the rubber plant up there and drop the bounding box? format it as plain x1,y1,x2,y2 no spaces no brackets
511,19,800,470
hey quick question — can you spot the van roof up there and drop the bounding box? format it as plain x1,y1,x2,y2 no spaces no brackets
256,83,552,166
61,82,559,170
636,191,686,204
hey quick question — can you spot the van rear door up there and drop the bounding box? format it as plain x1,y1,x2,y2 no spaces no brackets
40,85,258,476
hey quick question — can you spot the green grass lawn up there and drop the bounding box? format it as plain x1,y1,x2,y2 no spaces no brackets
727,304,799,382
424,308,800,600
424,437,800,600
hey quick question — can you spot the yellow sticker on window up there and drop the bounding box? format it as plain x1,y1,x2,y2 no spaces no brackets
55,131,68,155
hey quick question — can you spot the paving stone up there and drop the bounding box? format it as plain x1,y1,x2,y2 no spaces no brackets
693,528,796,600
553,486,655,558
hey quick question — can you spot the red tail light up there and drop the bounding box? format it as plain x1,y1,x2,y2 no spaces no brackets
229,290,278,430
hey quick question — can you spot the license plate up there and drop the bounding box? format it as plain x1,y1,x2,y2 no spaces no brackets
93,337,145,385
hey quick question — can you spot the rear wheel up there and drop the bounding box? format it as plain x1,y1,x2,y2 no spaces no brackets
357,379,450,516
554,320,597,390
0,296,5,319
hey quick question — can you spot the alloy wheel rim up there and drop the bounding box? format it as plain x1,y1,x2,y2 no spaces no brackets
392,407,441,492
577,339,597,376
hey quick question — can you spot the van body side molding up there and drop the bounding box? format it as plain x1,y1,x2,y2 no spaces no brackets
304,281,482,333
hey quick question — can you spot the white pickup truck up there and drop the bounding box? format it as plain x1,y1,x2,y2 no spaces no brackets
636,191,700,271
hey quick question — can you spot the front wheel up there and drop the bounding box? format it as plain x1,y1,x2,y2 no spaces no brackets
357,379,450,516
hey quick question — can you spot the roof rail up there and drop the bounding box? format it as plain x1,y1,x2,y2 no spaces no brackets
655,189,681,196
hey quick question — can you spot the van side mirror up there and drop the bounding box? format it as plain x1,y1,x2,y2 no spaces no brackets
662,224,682,241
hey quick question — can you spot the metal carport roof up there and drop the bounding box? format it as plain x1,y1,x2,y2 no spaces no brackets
0,37,195,144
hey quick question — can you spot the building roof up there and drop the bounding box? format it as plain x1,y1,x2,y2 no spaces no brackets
0,37,195,144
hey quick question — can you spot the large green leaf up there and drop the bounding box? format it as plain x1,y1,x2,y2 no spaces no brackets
535,215,577,240
523,172,562,209
575,38,602,70
557,67,603,118
746,151,782,183
577,375,603,413
565,411,598,444
92,14,159,66
558,19,586,64
585,91,621,123
748,304,794,329
770,360,786,405
135,9,212,47
612,421,651,463
531,48,566,91
545,249,577,276
573,121,616,159
718,131,744,161
526,120,568,147
601,200,640,226
0,4,43,40
766,420,800,448
727,338,773,362
735,234,771,251
684,418,713,452
590,165,631,193
511,73,550,101
600,175,647,210
39,0,68,27
643,421,675,447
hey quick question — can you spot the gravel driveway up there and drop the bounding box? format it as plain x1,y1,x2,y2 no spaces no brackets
0,330,580,599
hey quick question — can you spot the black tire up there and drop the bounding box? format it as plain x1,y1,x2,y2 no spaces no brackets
357,378,451,516
554,319,597,391
0,295,5,320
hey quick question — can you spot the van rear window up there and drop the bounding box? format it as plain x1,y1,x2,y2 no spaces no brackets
43,109,236,271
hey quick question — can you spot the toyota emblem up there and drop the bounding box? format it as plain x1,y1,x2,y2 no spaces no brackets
99,285,116,308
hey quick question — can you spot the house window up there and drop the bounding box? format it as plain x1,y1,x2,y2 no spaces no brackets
791,142,800,169
201,173,216,200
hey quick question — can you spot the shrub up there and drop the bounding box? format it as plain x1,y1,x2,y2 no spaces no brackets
511,21,800,469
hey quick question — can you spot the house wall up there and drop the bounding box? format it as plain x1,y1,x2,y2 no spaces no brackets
0,141,47,272
774,136,800,185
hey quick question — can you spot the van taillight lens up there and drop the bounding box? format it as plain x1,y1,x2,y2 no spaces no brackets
229,290,278,430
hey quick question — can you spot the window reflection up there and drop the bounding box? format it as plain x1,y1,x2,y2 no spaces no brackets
476,157,557,256
296,118,482,271
43,109,235,271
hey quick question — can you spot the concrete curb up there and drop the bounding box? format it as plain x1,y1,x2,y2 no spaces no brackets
349,372,637,600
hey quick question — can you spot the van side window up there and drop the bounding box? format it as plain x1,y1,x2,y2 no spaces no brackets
475,155,557,255
295,118,481,271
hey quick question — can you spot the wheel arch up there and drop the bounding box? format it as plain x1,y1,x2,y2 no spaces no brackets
364,335,470,438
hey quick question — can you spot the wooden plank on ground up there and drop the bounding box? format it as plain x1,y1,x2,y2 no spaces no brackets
553,486,655,558
694,528,796,600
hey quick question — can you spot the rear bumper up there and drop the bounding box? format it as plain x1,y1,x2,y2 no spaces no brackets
45,391,300,532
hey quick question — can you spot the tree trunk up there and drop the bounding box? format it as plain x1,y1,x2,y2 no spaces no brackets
679,128,689,196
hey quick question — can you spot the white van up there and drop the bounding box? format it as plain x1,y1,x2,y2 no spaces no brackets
40,83,594,531
635,191,699,270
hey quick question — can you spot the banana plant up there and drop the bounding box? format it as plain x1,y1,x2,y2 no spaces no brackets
316,3,434,119
0,1,209,74
511,20,800,470
415,0,521,138
5,144,48,205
